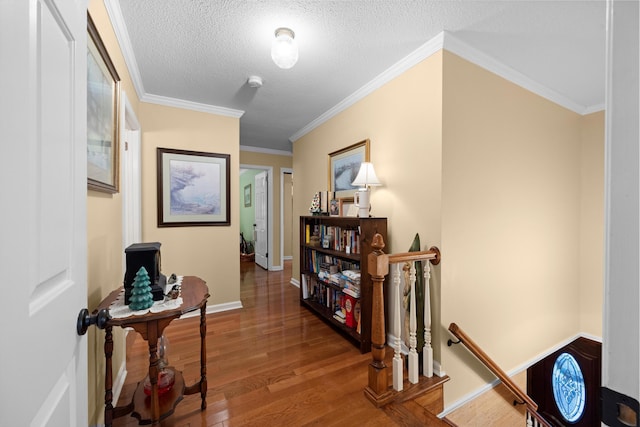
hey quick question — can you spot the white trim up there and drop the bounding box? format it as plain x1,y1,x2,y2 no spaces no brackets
283,255,293,261
269,265,283,272
433,360,446,378
290,278,300,288
179,300,243,319
280,167,294,268
292,31,603,145
439,332,603,418
104,0,145,100
241,145,293,157
290,33,444,142
104,0,244,119
111,360,127,409
142,93,243,118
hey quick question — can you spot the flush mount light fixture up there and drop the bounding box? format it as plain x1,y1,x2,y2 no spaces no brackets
271,27,298,69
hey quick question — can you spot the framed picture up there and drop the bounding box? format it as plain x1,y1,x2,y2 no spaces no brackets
157,148,231,227
329,199,340,216
328,139,370,198
339,197,356,217
87,13,120,193
244,184,252,207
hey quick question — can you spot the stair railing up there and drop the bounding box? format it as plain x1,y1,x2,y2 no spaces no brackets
365,233,441,406
448,323,553,427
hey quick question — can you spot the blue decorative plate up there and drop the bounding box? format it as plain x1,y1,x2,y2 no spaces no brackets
552,352,586,423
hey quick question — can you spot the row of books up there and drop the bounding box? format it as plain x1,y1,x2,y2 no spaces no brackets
304,224,361,254
304,249,359,277
301,274,361,331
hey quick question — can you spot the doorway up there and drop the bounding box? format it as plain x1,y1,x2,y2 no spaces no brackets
240,165,273,269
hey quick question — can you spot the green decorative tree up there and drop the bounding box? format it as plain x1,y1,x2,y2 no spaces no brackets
129,266,154,311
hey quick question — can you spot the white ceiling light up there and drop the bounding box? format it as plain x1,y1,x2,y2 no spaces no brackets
271,27,298,69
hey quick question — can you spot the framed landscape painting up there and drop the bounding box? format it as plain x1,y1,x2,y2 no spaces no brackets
328,139,370,198
157,148,230,227
87,13,120,193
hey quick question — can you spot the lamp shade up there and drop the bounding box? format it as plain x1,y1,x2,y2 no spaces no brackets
351,162,381,188
271,27,298,69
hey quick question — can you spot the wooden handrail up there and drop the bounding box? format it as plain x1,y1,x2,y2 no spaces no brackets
448,323,552,426
387,247,441,265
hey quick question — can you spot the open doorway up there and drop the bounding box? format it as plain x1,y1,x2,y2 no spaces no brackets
240,165,273,269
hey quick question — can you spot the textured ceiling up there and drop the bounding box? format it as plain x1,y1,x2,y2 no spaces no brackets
110,0,606,153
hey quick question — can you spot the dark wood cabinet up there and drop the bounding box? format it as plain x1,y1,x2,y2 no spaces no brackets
299,216,387,353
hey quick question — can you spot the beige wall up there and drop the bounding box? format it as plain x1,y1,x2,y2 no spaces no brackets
86,0,141,424
283,172,294,258
239,150,293,269
579,111,605,336
139,102,240,305
440,51,585,403
293,49,604,408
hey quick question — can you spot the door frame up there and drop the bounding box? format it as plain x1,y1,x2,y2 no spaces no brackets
280,168,294,263
240,164,275,270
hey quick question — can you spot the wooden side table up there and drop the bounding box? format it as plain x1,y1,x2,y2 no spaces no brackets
95,276,209,426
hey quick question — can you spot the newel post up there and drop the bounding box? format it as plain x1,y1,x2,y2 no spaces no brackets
364,233,392,404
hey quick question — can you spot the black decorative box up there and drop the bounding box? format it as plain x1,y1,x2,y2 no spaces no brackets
123,242,166,304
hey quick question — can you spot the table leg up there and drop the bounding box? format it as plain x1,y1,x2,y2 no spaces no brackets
104,325,114,427
147,321,160,425
199,304,207,409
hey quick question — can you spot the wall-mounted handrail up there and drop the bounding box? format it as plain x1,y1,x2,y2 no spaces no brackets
448,323,552,427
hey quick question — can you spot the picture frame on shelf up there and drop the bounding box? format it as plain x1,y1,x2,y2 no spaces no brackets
157,147,230,227
87,13,121,194
339,197,356,217
329,199,340,216
244,184,252,207
328,139,370,198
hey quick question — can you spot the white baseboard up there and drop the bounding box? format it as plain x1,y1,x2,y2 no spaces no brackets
439,331,602,418
111,360,127,407
283,255,293,260
179,300,243,319
290,278,300,288
269,265,283,272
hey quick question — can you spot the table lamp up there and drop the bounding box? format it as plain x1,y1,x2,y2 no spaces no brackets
351,162,381,217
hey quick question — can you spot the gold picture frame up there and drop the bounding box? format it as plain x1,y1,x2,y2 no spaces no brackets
87,13,120,193
328,139,370,198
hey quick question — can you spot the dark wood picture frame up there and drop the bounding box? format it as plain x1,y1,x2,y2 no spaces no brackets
87,13,120,193
157,148,231,227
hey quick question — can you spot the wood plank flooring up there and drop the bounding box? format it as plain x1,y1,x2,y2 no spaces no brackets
113,261,398,426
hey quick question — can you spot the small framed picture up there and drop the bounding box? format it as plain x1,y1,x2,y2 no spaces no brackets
339,197,355,217
329,199,340,216
244,184,252,207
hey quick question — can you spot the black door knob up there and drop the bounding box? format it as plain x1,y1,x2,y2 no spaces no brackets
76,308,111,335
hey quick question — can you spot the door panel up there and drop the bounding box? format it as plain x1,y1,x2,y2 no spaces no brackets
0,0,87,425
254,171,268,269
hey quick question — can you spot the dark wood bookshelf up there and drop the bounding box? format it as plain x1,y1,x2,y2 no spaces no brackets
299,215,387,353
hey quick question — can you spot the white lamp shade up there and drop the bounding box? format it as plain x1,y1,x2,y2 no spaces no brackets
271,27,298,69
351,162,381,187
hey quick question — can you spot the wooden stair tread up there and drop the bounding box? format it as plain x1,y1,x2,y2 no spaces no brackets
384,400,453,426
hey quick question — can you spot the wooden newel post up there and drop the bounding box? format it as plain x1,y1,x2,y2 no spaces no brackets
365,233,391,404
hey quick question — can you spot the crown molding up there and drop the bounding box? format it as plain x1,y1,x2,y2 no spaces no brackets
292,31,602,144
142,93,244,118
104,0,145,100
240,145,293,156
290,33,445,142
104,0,244,119
442,31,589,114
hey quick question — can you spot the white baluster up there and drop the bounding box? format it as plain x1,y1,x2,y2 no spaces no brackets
423,261,433,377
408,262,418,384
392,263,403,391
526,411,533,427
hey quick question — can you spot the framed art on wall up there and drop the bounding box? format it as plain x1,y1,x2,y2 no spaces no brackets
157,148,231,227
328,139,370,198
87,13,120,193
244,184,252,207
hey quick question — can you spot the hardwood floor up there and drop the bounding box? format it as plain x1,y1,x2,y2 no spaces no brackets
113,260,398,426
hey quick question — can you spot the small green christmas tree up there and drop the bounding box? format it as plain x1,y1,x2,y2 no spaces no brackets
129,266,154,310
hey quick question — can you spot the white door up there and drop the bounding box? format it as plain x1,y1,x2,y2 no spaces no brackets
0,1,88,425
254,171,269,269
